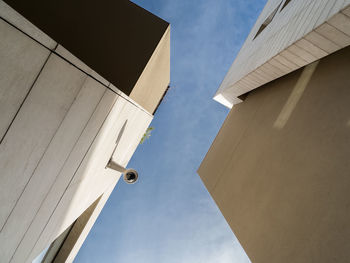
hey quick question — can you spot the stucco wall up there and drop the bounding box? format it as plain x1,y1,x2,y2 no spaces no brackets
198,46,350,263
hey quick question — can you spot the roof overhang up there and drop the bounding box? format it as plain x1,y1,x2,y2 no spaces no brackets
216,0,350,108
3,0,169,99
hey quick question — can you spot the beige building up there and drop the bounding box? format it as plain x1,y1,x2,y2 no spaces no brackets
0,0,169,262
198,0,350,262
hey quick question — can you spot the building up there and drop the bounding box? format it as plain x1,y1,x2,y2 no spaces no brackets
0,0,170,262
198,0,350,262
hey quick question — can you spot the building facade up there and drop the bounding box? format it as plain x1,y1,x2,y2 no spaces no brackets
0,0,170,262
198,0,350,262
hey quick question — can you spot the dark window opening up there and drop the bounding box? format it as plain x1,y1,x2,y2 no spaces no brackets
281,0,292,11
254,2,282,40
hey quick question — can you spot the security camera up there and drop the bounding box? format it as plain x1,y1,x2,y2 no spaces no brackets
123,169,138,184
106,159,139,184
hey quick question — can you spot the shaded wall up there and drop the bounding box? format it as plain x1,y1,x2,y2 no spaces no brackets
3,0,169,95
198,46,350,263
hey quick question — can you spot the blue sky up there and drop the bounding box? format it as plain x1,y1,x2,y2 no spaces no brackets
74,0,266,262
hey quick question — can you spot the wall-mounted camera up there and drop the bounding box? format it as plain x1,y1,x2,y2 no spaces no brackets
123,169,138,184
106,159,139,184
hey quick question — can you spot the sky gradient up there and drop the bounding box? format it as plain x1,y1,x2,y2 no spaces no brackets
74,0,266,262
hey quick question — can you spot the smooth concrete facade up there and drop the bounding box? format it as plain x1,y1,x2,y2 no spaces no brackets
0,1,170,262
130,26,171,114
198,47,350,262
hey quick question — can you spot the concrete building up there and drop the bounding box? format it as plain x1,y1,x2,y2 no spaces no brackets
0,0,170,262
198,0,350,262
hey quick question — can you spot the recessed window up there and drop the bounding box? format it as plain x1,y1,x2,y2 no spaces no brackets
254,2,282,39
281,0,292,11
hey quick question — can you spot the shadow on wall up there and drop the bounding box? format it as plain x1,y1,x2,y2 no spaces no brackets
27,95,150,262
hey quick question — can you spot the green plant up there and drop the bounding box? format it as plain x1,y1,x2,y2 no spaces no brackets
140,127,154,144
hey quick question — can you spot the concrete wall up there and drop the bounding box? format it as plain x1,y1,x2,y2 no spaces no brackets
130,26,171,114
198,46,350,263
0,8,153,263
0,0,170,115
3,0,169,96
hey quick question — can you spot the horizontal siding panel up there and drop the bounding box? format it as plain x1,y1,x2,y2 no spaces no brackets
216,0,350,107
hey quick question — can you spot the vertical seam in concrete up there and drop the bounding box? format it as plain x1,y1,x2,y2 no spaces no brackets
0,47,55,231
308,30,342,49
0,46,52,223
295,38,329,56
0,46,54,145
7,73,91,263
0,16,55,50
21,93,119,263
0,16,150,115
325,19,350,37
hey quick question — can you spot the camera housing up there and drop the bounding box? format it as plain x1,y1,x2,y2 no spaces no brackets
123,169,138,184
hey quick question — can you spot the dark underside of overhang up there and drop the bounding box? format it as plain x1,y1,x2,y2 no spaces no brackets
4,0,169,96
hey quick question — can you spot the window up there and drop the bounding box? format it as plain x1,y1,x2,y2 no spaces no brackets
281,0,292,11
254,2,282,39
